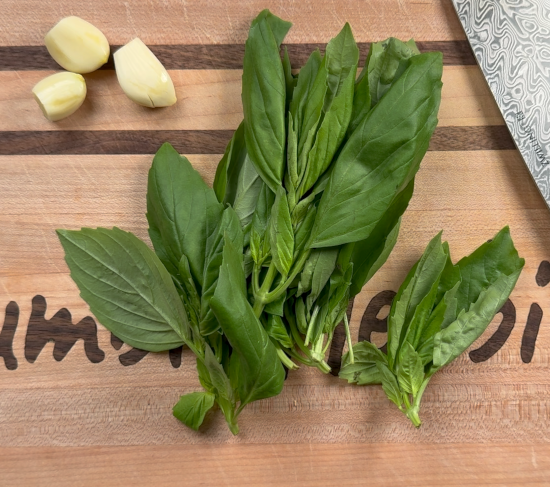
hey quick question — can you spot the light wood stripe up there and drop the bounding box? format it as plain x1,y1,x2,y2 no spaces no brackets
0,66,504,132
1,444,549,487
0,0,465,47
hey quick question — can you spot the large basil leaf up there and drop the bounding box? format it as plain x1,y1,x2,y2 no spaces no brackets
454,226,525,314
433,227,525,367
172,391,216,431
200,207,244,335
242,10,291,192
311,52,443,247
147,142,223,291
269,186,294,276
348,178,414,297
213,122,246,203
210,236,285,408
57,227,189,351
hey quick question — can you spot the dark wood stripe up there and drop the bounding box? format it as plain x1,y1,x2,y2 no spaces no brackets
0,40,475,71
0,126,514,155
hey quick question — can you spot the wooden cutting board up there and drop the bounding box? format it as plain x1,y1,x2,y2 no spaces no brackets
1,0,550,485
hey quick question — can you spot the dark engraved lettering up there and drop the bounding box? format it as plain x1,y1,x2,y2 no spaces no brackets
110,333,124,350
469,299,515,363
327,299,355,376
169,346,183,368
521,303,542,364
111,332,182,368
0,301,19,370
536,261,550,287
25,295,105,364
358,290,396,354
118,347,149,366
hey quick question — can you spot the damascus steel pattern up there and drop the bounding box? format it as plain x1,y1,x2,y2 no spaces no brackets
452,0,550,203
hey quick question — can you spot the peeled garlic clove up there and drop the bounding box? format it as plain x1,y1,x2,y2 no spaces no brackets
114,38,177,108
45,16,110,74
32,72,87,122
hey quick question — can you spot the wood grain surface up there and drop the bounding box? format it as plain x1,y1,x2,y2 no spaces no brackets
1,0,550,485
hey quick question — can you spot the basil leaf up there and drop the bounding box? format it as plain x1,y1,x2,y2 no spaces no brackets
433,229,524,368
311,52,443,247
57,227,189,351
289,49,322,140
339,340,386,385
387,232,447,367
368,37,420,107
211,236,285,408
269,186,294,276
397,342,424,396
213,122,246,203
265,314,293,349
147,142,223,291
200,207,244,335
376,360,403,408
264,289,286,316
172,391,216,431
293,207,317,259
297,248,339,299
242,10,291,192
348,178,414,297
282,46,296,110
297,23,359,197
455,226,525,315
347,50,371,136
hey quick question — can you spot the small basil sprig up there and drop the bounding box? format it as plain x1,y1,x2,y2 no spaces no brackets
339,227,525,426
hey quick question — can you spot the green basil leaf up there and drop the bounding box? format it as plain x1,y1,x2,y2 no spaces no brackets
211,236,285,407
347,51,371,136
269,186,294,276
368,38,420,107
282,46,296,110
455,226,525,314
295,296,308,334
200,207,244,335
348,178,414,297
297,248,339,298
213,122,246,203
297,23,358,197
293,207,317,258
433,228,524,368
242,10,291,192
265,314,293,349
376,360,403,408
339,340,386,385
397,342,424,396
178,253,201,317
311,52,443,247
172,391,216,431
433,269,522,368
57,227,189,351
386,231,447,367
289,49,322,137
264,289,286,316
147,142,223,291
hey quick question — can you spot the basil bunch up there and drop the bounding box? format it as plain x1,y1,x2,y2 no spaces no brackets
215,10,443,372
56,9,444,434
340,227,525,426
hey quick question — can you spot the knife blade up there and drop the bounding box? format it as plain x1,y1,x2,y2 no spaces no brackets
452,0,550,205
